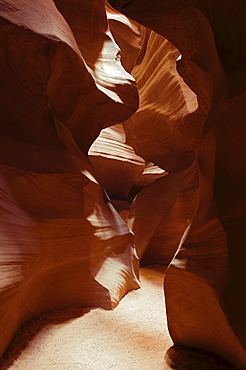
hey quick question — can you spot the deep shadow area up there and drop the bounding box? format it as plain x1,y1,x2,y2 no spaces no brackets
165,345,237,370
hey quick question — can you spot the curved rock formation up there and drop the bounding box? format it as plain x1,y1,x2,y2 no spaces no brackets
124,28,201,266
1,0,246,368
0,0,140,357
89,124,145,201
106,2,141,74
108,0,246,368
215,91,246,350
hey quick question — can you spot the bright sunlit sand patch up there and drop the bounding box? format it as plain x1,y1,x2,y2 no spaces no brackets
0,266,236,369
0,266,172,370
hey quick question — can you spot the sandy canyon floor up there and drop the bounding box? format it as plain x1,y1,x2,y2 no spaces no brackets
0,266,237,370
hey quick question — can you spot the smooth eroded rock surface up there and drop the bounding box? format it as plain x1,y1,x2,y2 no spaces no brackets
1,0,246,368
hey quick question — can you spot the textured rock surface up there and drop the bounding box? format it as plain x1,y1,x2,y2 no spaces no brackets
0,0,246,368
0,0,140,358
107,0,246,368
89,124,145,200
124,29,201,265
106,2,141,74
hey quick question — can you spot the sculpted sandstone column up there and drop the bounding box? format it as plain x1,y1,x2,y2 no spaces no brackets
0,0,140,357
108,0,246,368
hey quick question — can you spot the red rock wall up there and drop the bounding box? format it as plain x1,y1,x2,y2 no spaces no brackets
107,1,246,368
0,0,140,357
0,0,246,368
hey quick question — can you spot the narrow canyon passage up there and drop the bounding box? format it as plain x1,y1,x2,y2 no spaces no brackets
0,2,245,367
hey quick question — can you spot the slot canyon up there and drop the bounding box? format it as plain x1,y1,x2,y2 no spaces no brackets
0,0,245,369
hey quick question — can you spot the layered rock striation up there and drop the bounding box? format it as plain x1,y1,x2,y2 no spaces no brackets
107,0,246,368
0,0,246,368
0,0,140,357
